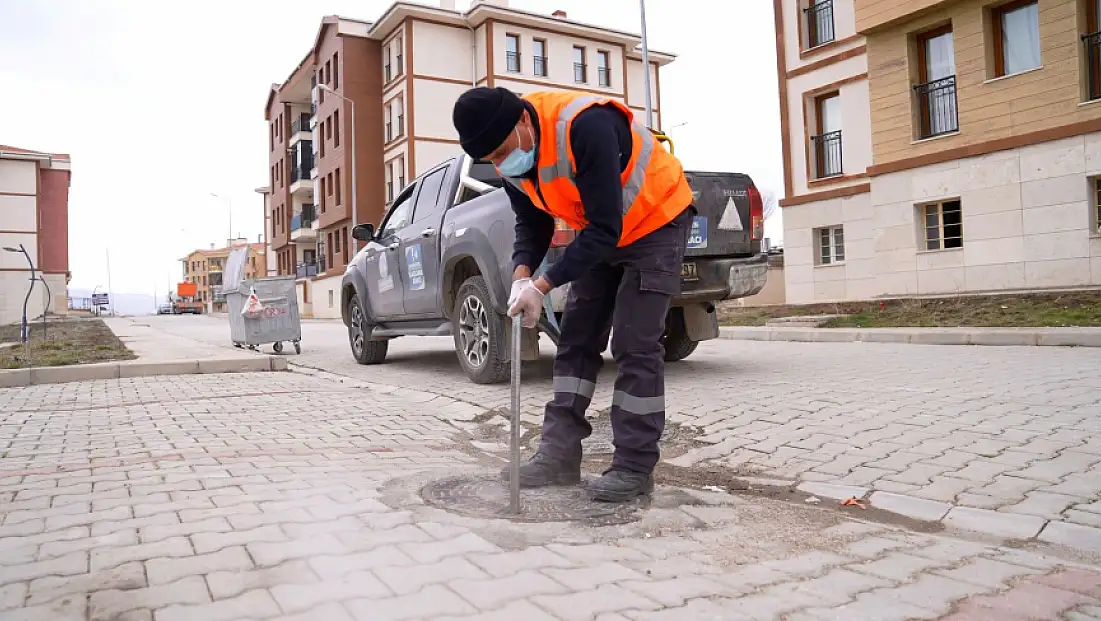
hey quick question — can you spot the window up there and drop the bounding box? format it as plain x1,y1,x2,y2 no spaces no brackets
334,227,341,254
334,110,340,148
319,120,326,157
914,25,958,138
1085,0,1101,100
343,227,349,258
573,46,587,83
326,116,333,141
335,168,342,206
395,37,404,77
816,226,845,264
325,60,331,85
506,34,521,72
319,176,326,213
597,51,611,87
534,39,548,76
412,167,448,223
327,232,334,267
804,0,836,48
327,172,333,198
384,46,392,82
379,184,416,238
398,156,406,188
386,103,394,142
333,52,339,89
328,290,334,308
397,98,405,137
812,92,842,178
386,164,394,202
1093,177,1101,232
921,199,963,250
993,0,1041,77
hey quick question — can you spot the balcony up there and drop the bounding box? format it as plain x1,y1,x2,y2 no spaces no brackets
913,75,959,139
290,204,317,242
289,145,314,194
1085,31,1101,101
804,0,835,48
507,51,521,73
290,113,311,145
574,63,587,83
295,262,318,280
598,67,610,87
534,56,548,77
810,130,843,178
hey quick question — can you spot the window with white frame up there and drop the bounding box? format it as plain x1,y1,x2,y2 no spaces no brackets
1092,176,1101,233
506,34,521,72
921,199,963,250
816,225,845,264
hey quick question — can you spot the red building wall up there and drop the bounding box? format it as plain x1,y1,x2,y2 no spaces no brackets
37,167,70,275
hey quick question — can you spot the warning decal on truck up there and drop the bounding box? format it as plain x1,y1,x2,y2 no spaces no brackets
406,243,425,291
688,216,708,249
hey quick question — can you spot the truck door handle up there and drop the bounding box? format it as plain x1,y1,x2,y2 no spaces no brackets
420,228,436,238
387,242,399,251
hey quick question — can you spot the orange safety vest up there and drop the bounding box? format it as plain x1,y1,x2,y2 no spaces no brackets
502,91,693,247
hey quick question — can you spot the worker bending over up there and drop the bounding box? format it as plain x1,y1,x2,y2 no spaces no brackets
452,87,694,502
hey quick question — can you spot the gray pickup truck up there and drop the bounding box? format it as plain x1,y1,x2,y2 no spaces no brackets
342,153,767,384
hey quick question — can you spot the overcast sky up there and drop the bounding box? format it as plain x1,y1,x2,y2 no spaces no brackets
0,0,782,296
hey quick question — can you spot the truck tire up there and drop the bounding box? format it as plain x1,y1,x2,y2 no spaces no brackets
662,308,699,362
452,275,510,384
348,296,388,365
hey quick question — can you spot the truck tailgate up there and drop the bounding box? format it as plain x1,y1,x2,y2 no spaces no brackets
683,171,759,259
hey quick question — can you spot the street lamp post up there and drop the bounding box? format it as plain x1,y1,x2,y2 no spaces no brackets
210,193,233,246
3,245,36,356
639,0,654,129
319,84,358,248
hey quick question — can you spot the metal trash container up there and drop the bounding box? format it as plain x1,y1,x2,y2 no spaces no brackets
223,247,302,354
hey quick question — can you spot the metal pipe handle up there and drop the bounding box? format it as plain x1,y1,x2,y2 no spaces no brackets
509,312,522,514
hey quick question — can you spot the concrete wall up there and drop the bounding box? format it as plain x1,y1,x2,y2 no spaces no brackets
311,273,343,319
783,133,1101,302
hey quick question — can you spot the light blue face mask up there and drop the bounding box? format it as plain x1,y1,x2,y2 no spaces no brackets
497,127,536,177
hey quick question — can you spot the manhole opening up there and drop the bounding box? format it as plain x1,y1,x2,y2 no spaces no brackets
420,473,644,525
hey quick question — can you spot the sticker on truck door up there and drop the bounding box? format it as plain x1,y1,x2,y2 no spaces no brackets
688,216,708,249
378,252,394,293
405,243,425,291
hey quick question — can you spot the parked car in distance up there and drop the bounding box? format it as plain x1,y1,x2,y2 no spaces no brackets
341,153,767,384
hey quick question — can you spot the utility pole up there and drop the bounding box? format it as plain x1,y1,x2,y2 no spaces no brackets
639,0,654,129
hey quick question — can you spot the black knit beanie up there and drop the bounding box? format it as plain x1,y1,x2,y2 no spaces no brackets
452,87,524,159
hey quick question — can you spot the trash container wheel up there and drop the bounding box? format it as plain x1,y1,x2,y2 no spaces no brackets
273,341,284,354
293,341,301,354
233,342,242,348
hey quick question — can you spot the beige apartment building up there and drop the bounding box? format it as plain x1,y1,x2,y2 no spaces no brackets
776,0,1101,303
182,241,265,313
264,0,672,319
0,145,71,325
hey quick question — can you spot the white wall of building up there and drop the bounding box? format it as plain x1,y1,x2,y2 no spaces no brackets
0,160,36,194
492,25,624,96
412,21,473,79
625,59,659,120
1,195,36,231
781,0,862,74
413,79,471,141
783,135,1101,303
415,141,463,178
311,273,343,319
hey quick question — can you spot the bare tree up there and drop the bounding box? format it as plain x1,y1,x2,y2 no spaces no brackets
759,189,780,220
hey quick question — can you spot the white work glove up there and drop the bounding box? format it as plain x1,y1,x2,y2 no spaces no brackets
507,278,543,329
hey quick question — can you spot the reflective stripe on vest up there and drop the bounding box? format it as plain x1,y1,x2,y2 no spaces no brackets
524,95,656,216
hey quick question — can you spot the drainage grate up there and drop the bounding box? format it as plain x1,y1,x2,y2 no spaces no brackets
420,474,644,525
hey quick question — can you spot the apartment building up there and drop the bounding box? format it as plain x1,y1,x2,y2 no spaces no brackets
181,241,265,313
776,0,1101,303
264,0,673,319
255,186,277,277
0,145,71,326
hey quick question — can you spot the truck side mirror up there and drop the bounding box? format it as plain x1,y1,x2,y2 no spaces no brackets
352,223,375,241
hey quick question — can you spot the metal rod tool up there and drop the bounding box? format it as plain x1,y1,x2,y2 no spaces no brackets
509,312,522,514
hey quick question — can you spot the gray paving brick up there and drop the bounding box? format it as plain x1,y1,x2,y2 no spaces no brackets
46,505,131,531
3,595,86,621
91,537,192,574
1002,490,1081,519
467,546,575,578
399,532,500,564
433,600,561,621
280,516,362,538
0,526,87,556
154,589,281,621
842,536,909,559
620,575,733,607
849,552,948,581
0,519,46,539
334,524,435,551
147,546,252,585
178,503,261,523
89,576,210,621
868,492,951,521
345,583,476,621
0,582,26,611
247,534,346,567
27,561,145,605
308,545,414,579
191,525,287,554
873,574,992,614
226,508,314,530
732,582,831,617
934,556,1043,588
545,561,650,590
449,569,568,610
545,543,650,564
1039,520,1101,553
268,602,354,621
38,529,138,560
141,517,230,543
91,513,180,537
1009,452,1101,483
806,590,942,621
376,556,487,596
4,500,89,525
207,559,319,600
0,551,87,586
531,584,662,621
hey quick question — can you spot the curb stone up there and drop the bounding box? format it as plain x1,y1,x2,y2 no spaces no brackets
718,326,1101,347
0,356,288,388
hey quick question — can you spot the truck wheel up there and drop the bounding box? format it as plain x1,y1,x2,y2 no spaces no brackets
663,308,699,362
453,275,509,384
348,296,387,365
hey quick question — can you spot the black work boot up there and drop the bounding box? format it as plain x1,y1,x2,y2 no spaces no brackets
586,468,654,502
500,452,581,488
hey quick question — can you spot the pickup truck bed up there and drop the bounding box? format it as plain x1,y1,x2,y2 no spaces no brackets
342,153,767,384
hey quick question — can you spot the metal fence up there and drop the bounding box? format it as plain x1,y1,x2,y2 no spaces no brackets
811,130,843,178
914,75,959,139
804,0,835,47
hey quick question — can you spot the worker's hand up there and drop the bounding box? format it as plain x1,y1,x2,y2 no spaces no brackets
507,278,543,328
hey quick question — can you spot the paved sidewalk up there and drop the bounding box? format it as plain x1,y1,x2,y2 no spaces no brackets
2,371,1101,620
719,326,1101,347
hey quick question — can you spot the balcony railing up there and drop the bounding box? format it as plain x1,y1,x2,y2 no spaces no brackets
295,263,318,279
534,56,548,77
1084,31,1101,101
290,113,311,134
291,204,316,231
291,162,312,183
507,51,521,72
811,130,843,178
396,55,404,75
397,115,404,137
386,122,393,142
598,67,611,87
914,75,959,139
384,63,392,82
804,0,835,48
574,63,587,83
